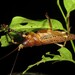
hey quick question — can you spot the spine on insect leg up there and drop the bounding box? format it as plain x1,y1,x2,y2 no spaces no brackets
22,32,75,48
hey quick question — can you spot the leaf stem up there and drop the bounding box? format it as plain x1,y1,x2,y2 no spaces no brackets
70,40,75,52
57,0,66,22
57,0,68,31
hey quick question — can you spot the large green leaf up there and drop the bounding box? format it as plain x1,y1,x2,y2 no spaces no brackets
9,16,64,33
64,0,75,14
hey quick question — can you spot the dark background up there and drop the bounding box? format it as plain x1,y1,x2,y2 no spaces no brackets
0,0,75,75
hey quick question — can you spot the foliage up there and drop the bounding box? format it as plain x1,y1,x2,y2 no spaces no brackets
0,0,75,75
22,47,75,74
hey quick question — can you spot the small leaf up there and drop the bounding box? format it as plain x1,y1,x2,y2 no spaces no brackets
42,55,52,62
58,47,73,61
1,35,11,47
64,0,75,14
46,52,51,55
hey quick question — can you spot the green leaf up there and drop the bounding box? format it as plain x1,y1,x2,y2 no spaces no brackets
43,47,75,63
42,47,74,62
9,16,65,33
1,35,11,47
42,55,52,62
22,47,75,74
52,55,61,60
57,47,73,61
64,0,75,14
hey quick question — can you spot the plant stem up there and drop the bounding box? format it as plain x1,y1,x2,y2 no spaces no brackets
57,0,68,31
70,40,75,52
57,0,66,22
57,0,75,52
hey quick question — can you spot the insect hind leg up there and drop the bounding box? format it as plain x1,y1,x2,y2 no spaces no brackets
63,16,71,46
45,12,52,30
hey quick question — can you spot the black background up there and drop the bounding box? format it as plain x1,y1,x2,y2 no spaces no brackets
0,0,75,75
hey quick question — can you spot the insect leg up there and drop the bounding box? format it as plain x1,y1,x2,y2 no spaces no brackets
63,16,71,46
7,25,25,44
45,12,52,30
7,32,18,44
55,43,64,47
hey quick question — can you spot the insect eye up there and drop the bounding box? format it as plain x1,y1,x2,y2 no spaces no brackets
20,22,28,25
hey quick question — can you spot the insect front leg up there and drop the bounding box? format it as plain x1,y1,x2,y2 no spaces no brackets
8,27,26,45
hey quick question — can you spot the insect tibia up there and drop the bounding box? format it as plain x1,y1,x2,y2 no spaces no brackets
45,12,52,30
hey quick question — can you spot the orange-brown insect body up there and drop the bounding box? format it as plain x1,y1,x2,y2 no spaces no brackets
21,29,75,48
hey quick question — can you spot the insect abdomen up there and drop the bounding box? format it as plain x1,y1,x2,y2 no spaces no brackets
22,32,75,47
40,34,75,45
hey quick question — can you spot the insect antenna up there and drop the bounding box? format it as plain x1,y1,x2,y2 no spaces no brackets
0,46,18,61
9,51,19,75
